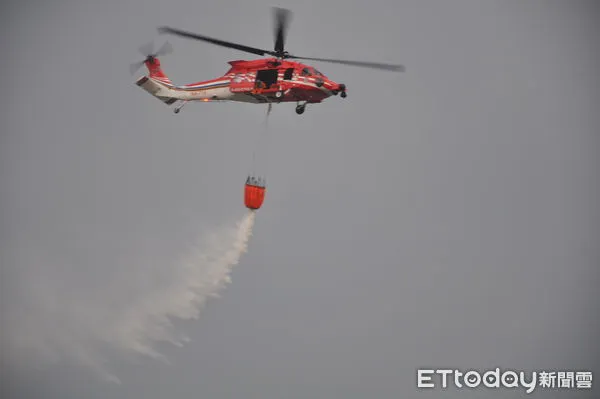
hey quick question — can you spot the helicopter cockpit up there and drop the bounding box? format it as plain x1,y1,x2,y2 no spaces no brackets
300,67,325,77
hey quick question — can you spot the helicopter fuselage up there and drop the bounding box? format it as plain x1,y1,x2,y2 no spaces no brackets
135,57,347,114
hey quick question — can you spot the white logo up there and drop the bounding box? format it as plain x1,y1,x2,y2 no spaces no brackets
232,74,245,83
417,368,593,394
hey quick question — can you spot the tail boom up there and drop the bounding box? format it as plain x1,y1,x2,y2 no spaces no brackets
136,78,236,107
135,58,238,107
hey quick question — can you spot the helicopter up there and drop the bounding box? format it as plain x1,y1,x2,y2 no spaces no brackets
131,7,405,115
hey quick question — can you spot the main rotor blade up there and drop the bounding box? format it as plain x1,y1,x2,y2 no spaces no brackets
158,26,271,57
273,7,292,54
288,55,406,72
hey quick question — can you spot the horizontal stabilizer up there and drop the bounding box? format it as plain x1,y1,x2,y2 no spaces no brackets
136,76,178,105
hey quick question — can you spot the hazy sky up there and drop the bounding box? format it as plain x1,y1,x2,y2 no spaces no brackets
1,0,598,398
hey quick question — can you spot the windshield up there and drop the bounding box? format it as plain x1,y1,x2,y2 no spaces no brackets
300,67,325,77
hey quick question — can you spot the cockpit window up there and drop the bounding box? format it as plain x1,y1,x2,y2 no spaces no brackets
314,69,323,76
301,68,311,76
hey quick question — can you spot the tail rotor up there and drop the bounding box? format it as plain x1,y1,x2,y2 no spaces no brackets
129,41,173,75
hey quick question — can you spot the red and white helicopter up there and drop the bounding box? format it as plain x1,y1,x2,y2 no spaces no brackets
131,7,404,115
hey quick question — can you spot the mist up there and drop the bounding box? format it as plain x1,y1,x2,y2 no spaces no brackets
1,210,257,383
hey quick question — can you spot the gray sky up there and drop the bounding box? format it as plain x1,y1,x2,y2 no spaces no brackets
1,0,599,398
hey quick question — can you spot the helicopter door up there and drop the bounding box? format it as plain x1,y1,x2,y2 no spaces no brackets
283,68,294,80
229,72,254,93
255,69,279,92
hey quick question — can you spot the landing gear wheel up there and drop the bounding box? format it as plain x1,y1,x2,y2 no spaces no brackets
340,91,347,98
174,108,180,114
275,91,283,98
295,105,305,115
